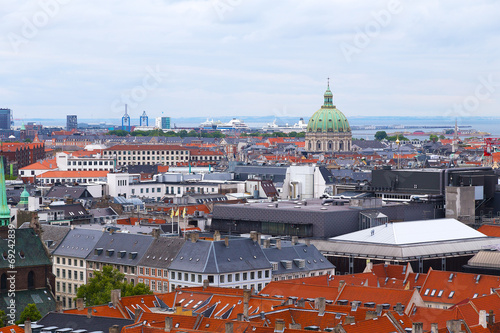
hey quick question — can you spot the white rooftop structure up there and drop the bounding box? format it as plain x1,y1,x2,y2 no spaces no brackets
330,219,486,245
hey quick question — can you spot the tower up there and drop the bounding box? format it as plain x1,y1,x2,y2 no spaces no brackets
0,158,11,226
122,104,131,132
140,111,148,127
305,79,352,153
66,115,78,131
452,118,459,153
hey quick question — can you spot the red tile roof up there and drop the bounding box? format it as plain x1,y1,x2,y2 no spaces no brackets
477,224,500,237
37,170,109,178
105,144,186,151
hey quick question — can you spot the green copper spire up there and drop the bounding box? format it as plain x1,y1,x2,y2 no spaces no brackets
0,158,11,226
323,78,333,107
17,186,29,208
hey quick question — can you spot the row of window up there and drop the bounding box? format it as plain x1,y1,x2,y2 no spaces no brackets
117,156,187,161
56,268,84,281
139,267,168,277
56,281,80,294
42,178,102,184
169,270,270,283
109,150,188,155
423,288,454,298
89,262,136,274
69,160,112,166
56,257,84,267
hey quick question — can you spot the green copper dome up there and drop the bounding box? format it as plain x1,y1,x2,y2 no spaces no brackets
307,85,350,133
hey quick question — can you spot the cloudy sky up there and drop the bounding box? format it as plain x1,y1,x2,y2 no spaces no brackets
1,0,499,123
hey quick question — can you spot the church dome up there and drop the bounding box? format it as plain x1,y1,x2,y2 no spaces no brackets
307,85,350,133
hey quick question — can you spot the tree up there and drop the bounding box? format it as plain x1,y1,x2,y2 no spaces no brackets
439,134,446,140
386,135,409,142
76,265,152,306
0,310,7,327
15,304,41,324
429,134,439,142
374,131,387,141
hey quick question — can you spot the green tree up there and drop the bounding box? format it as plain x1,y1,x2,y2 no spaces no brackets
386,135,409,142
429,134,439,142
0,310,7,327
76,266,152,306
107,129,129,136
15,304,42,325
374,131,388,141
439,134,446,140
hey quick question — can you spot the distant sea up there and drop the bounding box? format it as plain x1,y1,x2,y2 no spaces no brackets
18,116,500,139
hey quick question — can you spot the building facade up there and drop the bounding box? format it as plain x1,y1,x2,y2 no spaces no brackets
0,108,12,130
305,83,352,153
103,144,190,166
66,115,77,131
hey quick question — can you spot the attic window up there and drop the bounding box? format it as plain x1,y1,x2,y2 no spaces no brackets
448,291,455,298
430,289,436,297
424,289,430,296
437,290,443,297
473,293,478,298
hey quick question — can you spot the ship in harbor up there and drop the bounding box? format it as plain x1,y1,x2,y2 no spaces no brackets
261,118,307,132
199,118,250,131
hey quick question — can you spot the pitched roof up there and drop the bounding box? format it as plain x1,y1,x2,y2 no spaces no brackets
37,312,134,332
53,228,104,258
38,170,109,178
477,224,500,237
86,232,154,265
137,237,185,269
331,219,487,245
0,228,52,268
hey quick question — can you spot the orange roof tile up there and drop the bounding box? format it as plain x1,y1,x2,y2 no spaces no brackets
477,224,500,237
37,170,109,178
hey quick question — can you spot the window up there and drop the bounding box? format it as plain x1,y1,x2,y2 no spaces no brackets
80,271,84,281
178,272,182,280
56,268,60,277
448,291,455,298
430,289,436,296
184,273,188,281
243,273,248,280
437,290,443,297
250,272,255,280
265,270,270,278
140,267,144,275
235,273,240,282
198,275,202,283
151,280,156,290
68,259,72,266
62,258,66,265
171,272,175,279
56,282,60,291
62,269,66,279
220,275,225,283
208,275,214,283
80,260,83,267
57,257,60,264
191,274,195,282
258,271,262,279
424,288,430,296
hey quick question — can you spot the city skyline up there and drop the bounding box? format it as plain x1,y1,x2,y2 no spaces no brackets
1,1,499,119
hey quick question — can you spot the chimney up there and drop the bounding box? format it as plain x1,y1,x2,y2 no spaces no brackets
243,289,251,319
237,313,244,321
291,236,298,245
24,321,32,333
315,297,326,316
479,310,487,329
412,322,423,333
203,279,209,290
152,228,160,239
224,236,229,248
338,280,345,292
365,311,377,320
446,320,462,333
364,259,373,272
305,239,310,246
289,323,301,330
395,302,403,313
376,304,383,316
77,298,84,311
214,230,221,241
263,239,271,248
56,301,63,313
344,316,355,325
87,307,92,319
276,239,282,250
191,233,199,243
134,307,142,320
430,323,438,333
297,298,305,308
225,322,233,333
109,325,120,333
274,319,285,333
250,231,257,241
111,289,121,307
488,310,495,326
165,317,173,332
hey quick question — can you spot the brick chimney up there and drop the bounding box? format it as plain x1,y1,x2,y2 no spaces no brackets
111,289,121,307
395,302,403,313
274,319,285,333
237,313,244,321
24,321,31,333
203,279,209,290
152,228,160,239
165,317,173,332
134,307,142,320
412,322,423,333
263,239,271,248
344,316,355,325
338,280,345,292
289,323,301,330
76,298,84,311
225,322,233,333
488,310,495,327
87,307,92,319
291,236,298,245
297,298,305,308
446,320,462,333
365,311,377,320
243,289,251,319
191,233,199,243
214,230,221,241
55,301,63,313
225,236,229,248
430,323,438,333
276,238,282,250
315,297,325,316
